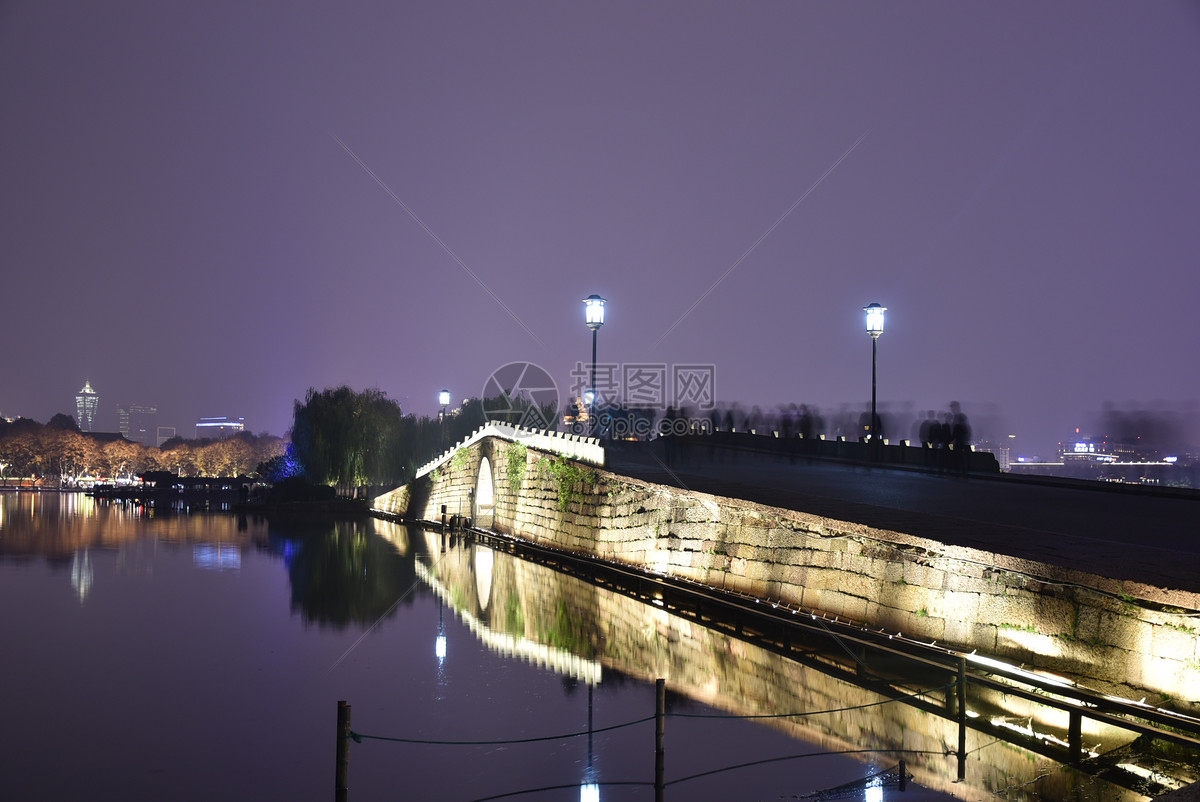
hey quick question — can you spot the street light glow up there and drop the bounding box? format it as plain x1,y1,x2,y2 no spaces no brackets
864,303,886,445
864,303,886,338
584,294,606,330
584,295,606,435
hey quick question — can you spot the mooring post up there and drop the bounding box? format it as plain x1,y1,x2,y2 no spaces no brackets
957,657,967,781
336,700,351,802
1068,709,1082,764
655,678,666,802
899,758,907,792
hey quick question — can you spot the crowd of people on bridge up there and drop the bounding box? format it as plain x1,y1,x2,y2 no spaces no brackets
590,399,977,472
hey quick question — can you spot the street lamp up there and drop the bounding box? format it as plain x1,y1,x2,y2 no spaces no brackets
864,303,886,445
438,389,450,449
583,295,606,434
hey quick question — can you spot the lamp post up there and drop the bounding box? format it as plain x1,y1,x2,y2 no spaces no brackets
583,295,606,435
864,304,886,447
438,389,450,450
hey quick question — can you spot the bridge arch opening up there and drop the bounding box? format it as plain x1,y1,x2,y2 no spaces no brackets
475,456,496,529
474,545,494,611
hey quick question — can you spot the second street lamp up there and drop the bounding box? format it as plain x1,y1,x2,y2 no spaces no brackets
438,389,450,449
583,295,606,435
864,303,886,447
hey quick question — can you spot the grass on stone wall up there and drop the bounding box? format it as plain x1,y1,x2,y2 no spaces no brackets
541,456,598,514
999,622,1037,633
506,442,527,497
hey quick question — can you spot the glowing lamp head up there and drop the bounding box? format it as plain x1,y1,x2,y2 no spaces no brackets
584,294,606,330
438,389,450,407
864,303,886,338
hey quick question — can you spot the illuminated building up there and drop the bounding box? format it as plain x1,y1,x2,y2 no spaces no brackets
195,416,245,439
1010,426,1193,486
117,403,158,447
75,380,100,432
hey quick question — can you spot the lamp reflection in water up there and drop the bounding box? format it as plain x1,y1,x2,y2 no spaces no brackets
865,772,883,802
435,600,447,697
581,681,599,802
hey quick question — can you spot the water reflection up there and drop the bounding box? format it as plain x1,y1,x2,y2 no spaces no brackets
270,519,417,628
5,494,893,801
193,543,241,570
3,493,1196,800
0,493,419,630
0,491,253,559
398,521,1199,801
70,549,92,601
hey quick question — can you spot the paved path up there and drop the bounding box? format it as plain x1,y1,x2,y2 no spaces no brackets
604,439,1200,599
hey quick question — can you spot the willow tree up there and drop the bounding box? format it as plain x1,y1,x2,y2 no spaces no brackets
291,386,405,494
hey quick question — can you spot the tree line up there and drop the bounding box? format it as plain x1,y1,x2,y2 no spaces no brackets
2,386,557,493
0,415,286,486
286,386,557,495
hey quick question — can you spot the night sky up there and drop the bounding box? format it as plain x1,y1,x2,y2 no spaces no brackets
3,1,1198,456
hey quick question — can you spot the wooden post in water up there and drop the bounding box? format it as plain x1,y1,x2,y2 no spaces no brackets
899,759,907,791
655,678,666,802
1068,710,1082,764
957,658,967,781
336,700,351,802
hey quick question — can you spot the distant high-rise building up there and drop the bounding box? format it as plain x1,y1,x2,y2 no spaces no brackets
117,403,158,447
195,416,245,439
156,426,177,447
75,380,100,432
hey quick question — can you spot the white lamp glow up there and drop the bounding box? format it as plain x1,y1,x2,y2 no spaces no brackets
864,303,886,338
584,295,606,330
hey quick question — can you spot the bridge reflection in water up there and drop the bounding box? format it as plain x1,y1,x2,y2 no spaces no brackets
372,520,1200,802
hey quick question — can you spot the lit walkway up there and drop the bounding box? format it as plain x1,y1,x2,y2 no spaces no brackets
604,438,1200,599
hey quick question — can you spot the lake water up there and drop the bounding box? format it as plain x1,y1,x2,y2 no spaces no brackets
0,491,1162,801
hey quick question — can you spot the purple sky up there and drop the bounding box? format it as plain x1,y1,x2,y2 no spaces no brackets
3,1,1198,455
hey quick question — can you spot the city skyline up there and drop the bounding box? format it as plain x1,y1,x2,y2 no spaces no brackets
2,2,1198,457
2,373,1192,466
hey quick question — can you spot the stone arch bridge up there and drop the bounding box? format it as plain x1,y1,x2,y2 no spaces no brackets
372,423,1200,707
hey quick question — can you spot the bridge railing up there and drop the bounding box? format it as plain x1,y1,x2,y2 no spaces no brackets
414,423,604,480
